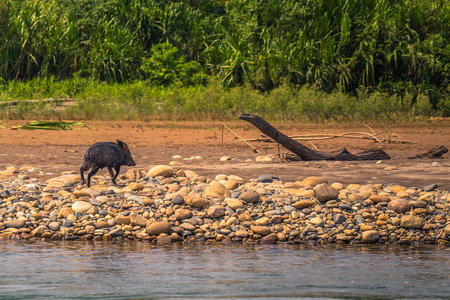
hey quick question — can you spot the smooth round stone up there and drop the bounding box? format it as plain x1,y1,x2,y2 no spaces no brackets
48,222,60,231
226,198,244,210
189,197,210,209
95,196,110,203
72,201,93,215
361,230,380,243
257,174,280,183
4,220,25,228
62,219,73,227
400,215,423,228
99,209,108,216
424,183,438,192
284,205,296,213
207,206,225,218
223,180,239,190
313,184,338,202
129,182,144,191
251,226,271,236
175,209,192,220
310,217,323,226
339,204,352,210
355,215,365,224
240,191,260,204
254,217,270,226
204,181,231,198
301,176,328,188
333,214,346,224
235,230,249,238
293,200,315,209
388,199,410,213
181,223,196,231
147,165,174,178
172,194,185,205
146,221,172,235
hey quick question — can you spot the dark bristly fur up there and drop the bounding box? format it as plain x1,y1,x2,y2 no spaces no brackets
80,140,136,187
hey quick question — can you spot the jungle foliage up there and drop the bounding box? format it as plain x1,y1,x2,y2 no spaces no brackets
0,0,449,118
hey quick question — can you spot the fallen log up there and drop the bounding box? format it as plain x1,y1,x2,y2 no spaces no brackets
238,113,391,161
407,145,448,159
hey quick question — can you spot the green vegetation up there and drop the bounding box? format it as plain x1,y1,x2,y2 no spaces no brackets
0,0,449,121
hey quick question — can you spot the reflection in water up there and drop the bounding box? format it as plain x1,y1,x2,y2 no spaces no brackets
0,241,449,299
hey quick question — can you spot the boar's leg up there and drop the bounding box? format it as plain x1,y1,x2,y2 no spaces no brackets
107,166,119,185
111,165,121,184
80,162,89,185
87,166,100,188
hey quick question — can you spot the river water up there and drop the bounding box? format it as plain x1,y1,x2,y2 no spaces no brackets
0,241,449,299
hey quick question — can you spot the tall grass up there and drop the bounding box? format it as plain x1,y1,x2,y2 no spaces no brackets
0,78,445,122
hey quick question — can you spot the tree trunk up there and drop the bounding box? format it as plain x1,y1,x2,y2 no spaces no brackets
238,113,391,161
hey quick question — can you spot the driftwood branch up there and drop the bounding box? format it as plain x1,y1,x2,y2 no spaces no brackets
245,123,417,144
238,113,390,161
407,145,448,159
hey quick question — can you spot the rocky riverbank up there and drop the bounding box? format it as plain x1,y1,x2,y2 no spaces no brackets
0,164,449,245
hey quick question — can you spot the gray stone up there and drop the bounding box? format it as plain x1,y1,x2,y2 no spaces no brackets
257,174,280,183
48,222,60,231
424,183,438,192
172,194,185,205
333,214,346,224
109,228,124,237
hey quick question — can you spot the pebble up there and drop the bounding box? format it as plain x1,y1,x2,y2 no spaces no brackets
0,167,447,246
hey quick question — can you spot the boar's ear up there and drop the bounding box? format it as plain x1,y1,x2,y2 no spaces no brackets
117,140,130,151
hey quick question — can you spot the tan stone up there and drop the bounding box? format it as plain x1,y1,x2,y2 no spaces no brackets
146,221,172,235
129,182,144,191
204,181,231,198
226,198,244,210
388,199,410,213
293,200,315,209
313,184,338,202
301,176,328,188
174,208,192,220
71,201,93,214
147,165,174,178
207,206,226,218
223,180,239,190
251,226,271,236
400,215,423,228
240,191,260,204
370,194,391,203
130,213,147,227
115,215,131,225
361,230,380,243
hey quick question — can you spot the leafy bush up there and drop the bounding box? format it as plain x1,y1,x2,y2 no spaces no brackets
141,43,206,86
